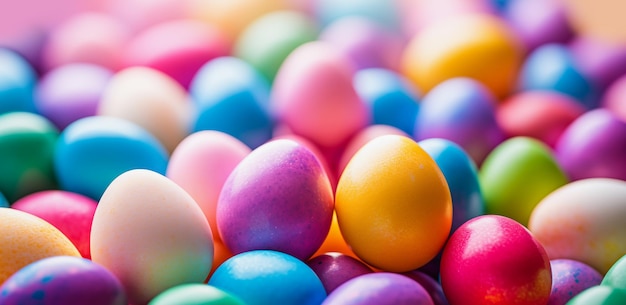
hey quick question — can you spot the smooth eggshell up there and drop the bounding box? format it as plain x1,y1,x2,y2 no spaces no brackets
603,254,626,290
566,285,626,305
603,73,626,122
149,283,245,305
548,259,602,305
307,252,373,293
0,49,38,114
91,169,214,305
402,270,449,305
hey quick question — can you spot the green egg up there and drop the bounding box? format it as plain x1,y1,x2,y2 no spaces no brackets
480,137,568,226
566,286,626,305
603,254,626,290
149,284,245,305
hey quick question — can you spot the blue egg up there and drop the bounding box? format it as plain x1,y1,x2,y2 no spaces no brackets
354,68,420,136
314,0,401,31
419,138,484,234
190,56,274,149
518,43,598,109
0,48,37,114
208,250,326,305
0,192,7,208
55,116,168,200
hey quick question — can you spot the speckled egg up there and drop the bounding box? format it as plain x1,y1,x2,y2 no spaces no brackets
548,259,602,305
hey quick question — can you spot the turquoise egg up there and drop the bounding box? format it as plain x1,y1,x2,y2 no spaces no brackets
0,48,37,114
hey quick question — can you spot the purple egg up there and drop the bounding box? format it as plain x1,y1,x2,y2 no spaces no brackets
0,256,126,304
548,259,603,305
35,63,113,130
217,139,334,261
322,272,434,305
307,252,373,293
603,73,626,122
569,36,626,93
504,0,573,52
402,270,449,305
556,108,626,180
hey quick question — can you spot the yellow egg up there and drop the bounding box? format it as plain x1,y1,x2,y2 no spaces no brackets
335,135,452,272
402,13,523,99
0,208,80,282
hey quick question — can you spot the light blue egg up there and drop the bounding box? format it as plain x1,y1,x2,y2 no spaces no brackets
315,0,401,32
0,193,7,208
54,116,168,200
0,48,37,114
209,250,326,305
190,56,274,149
354,68,420,136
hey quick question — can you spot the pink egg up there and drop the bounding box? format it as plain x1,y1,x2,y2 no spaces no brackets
123,19,231,88
167,130,251,242
273,134,336,190
569,36,626,93
307,252,373,293
105,0,188,33
12,190,97,259
603,73,626,122
271,41,370,149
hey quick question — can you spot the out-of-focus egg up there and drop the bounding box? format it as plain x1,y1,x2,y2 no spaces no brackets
12,190,97,259
548,259,602,305
0,256,126,305
603,254,626,290
569,36,626,93
0,208,80,283
217,139,333,261
307,252,373,293
480,137,568,225
149,284,245,305
314,0,401,31
603,73,626,122
529,178,626,274
335,135,452,272
0,48,37,113
91,169,214,305
566,286,626,305
208,250,327,305
441,215,552,305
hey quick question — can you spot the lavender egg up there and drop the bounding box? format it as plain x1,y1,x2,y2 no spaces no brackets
548,259,602,305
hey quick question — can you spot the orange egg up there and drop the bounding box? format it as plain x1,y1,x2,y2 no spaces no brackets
313,212,358,259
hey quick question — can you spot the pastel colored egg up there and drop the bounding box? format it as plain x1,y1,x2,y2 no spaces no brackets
42,13,129,71
528,178,626,274
566,286,626,305
414,77,505,164
0,256,126,305
603,254,626,289
480,137,568,225
518,44,597,109
190,56,274,148
208,250,327,305
402,270,449,305
569,36,626,93
35,63,113,130
234,10,318,81
91,169,214,305
555,109,626,180
123,19,230,88
320,17,404,71
0,48,37,113
397,0,494,37
353,68,420,136
98,67,191,153
149,284,245,305
440,215,552,305
307,252,373,293
419,138,484,234
271,41,370,148
104,0,187,33
217,139,334,260
603,74,626,122
0,112,58,202
273,134,337,190
167,130,251,242
335,135,452,272
0,208,80,283
548,259,602,305
322,272,434,305
12,190,97,259
402,13,523,99
497,91,586,148
314,0,401,31
54,116,168,200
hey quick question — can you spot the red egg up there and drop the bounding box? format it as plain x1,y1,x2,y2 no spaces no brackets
441,215,552,305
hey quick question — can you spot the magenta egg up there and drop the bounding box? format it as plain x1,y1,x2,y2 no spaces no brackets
603,73,626,122
307,252,373,293
548,259,602,305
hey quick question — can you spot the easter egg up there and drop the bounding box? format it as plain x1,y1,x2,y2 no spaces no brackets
555,109,626,181
603,73,626,122
149,284,245,305
12,190,97,259
335,135,452,272
529,178,626,274
54,116,168,200
217,139,333,260
419,138,484,234
322,272,434,305
0,112,58,202
440,215,552,305
314,0,401,30
234,10,318,81
307,252,373,293
0,48,37,113
603,254,626,290
353,68,420,136
271,41,369,148
402,13,523,98
548,259,602,305
190,56,274,148
0,208,80,283
91,169,214,305
0,256,126,305
566,286,626,305
98,67,191,153
414,77,504,165
313,211,358,259
503,0,573,51
402,270,449,305
35,63,113,130
480,137,568,225
208,250,326,305
105,0,187,33
569,36,626,92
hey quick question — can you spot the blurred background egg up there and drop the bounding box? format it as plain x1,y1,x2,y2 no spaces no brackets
0,48,38,114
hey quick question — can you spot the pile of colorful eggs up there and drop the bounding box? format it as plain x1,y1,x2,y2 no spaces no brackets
0,0,626,304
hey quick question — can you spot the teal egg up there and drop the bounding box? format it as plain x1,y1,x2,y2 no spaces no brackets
0,48,37,114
